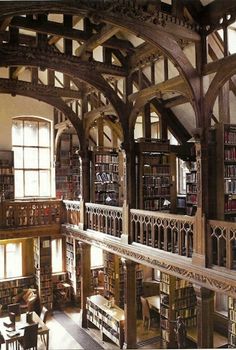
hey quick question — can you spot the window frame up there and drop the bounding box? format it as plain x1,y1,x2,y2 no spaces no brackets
12,116,54,199
51,238,63,274
0,242,23,280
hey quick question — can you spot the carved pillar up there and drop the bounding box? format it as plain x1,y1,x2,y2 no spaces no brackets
79,242,91,328
79,150,90,229
193,285,214,348
122,259,137,349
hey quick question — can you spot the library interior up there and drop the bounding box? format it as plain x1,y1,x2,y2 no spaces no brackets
0,0,236,349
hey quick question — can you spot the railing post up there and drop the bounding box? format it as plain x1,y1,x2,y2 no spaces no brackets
192,209,207,267
121,200,130,244
79,199,86,230
226,227,232,269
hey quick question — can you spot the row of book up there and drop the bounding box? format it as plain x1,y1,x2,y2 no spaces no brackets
224,148,236,161
224,131,236,144
143,176,170,186
143,154,169,165
225,180,236,194
95,163,119,173
144,198,169,211
229,297,236,309
186,194,197,204
225,165,236,177
224,198,236,212
144,187,170,197
96,172,119,183
95,154,118,164
186,172,197,183
143,165,170,175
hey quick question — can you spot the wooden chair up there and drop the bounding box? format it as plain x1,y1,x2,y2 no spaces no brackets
8,303,21,317
18,323,38,350
39,306,49,345
140,296,158,330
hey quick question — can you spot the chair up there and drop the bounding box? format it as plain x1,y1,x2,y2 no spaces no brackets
140,296,158,330
39,306,49,345
8,303,21,317
18,323,38,350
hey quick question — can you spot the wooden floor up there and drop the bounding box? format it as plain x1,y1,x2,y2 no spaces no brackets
0,306,161,350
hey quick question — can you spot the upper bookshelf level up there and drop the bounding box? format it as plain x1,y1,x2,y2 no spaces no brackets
0,150,14,200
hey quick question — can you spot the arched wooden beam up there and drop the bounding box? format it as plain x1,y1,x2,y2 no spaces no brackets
0,44,126,130
0,79,87,150
0,2,201,125
205,53,236,118
84,104,117,137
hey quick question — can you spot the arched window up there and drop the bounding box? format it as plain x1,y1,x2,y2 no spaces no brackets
12,117,54,198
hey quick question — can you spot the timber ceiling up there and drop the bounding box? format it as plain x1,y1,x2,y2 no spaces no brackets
0,0,236,147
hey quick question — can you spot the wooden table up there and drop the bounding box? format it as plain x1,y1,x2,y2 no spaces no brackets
0,311,49,350
146,295,160,312
187,326,228,348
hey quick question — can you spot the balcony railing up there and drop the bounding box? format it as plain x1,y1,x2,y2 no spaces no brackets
130,209,194,257
208,219,236,270
0,200,62,228
85,203,123,238
63,200,80,226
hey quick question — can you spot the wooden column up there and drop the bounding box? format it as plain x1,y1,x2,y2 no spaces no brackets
122,141,136,209
79,242,91,328
122,259,137,349
79,150,90,229
143,103,151,139
193,285,214,348
97,117,104,147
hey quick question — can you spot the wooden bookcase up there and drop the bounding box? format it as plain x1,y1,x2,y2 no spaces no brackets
86,294,124,348
103,251,143,311
160,272,197,348
66,236,81,304
33,236,53,310
0,150,14,200
92,150,121,206
135,140,176,212
0,275,35,309
56,133,80,200
186,163,197,216
229,296,236,347
216,123,236,221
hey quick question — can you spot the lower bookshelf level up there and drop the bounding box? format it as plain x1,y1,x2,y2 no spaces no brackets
86,294,124,349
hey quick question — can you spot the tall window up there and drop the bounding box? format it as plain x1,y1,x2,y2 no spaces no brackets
51,238,63,273
91,246,104,268
0,242,22,279
12,118,52,198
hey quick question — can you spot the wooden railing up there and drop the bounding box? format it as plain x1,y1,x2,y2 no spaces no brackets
85,203,123,238
208,219,236,270
0,200,62,228
63,200,80,226
130,209,194,257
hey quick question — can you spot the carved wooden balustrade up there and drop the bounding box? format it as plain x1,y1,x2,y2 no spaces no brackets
130,209,194,257
0,200,62,228
208,220,236,270
85,203,123,238
63,200,80,226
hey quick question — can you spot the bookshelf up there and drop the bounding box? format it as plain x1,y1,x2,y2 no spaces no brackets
56,132,80,200
186,163,197,216
86,294,124,348
135,140,176,212
92,150,120,206
33,236,53,310
0,150,14,200
216,123,236,221
66,236,81,304
229,296,236,347
0,275,35,309
103,251,143,310
160,272,197,348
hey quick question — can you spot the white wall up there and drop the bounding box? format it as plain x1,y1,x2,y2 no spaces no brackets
0,94,53,150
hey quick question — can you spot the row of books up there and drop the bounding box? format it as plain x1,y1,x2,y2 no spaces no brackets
95,163,119,173
143,165,170,175
143,154,169,165
96,172,119,183
225,165,236,177
229,297,236,309
225,180,236,194
224,131,236,144
143,176,170,186
0,168,13,175
224,198,236,212
224,148,236,161
186,184,197,193
95,154,118,164
186,172,197,183
186,194,197,204
144,198,169,211
144,187,170,197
